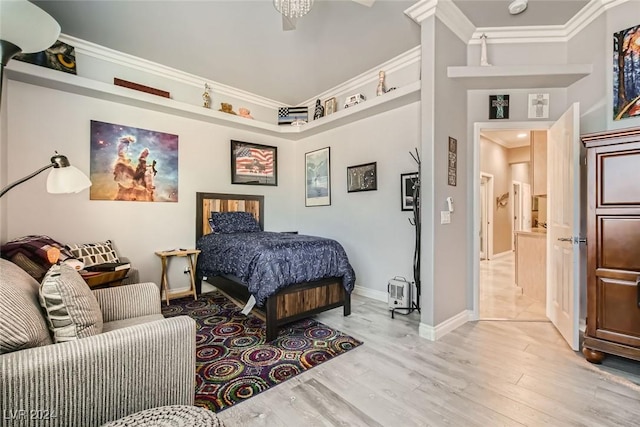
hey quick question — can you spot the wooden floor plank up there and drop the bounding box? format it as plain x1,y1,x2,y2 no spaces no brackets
216,294,640,427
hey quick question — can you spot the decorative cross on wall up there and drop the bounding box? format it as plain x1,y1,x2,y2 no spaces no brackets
528,93,550,118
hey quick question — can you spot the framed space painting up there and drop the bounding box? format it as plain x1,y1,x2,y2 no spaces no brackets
230,140,278,186
613,24,640,120
347,162,377,193
90,120,179,202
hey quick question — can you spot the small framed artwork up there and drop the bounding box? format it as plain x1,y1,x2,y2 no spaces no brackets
305,147,331,207
448,137,457,186
347,162,377,193
528,93,549,118
489,94,509,119
230,140,277,186
401,172,419,211
324,97,337,116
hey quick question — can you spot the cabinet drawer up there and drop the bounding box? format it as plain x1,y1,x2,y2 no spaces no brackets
594,275,640,347
598,216,640,271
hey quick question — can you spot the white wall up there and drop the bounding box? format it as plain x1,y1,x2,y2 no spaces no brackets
5,80,295,290
432,19,469,325
480,137,511,255
295,103,420,299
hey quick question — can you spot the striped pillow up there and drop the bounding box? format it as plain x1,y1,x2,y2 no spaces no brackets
66,240,119,268
39,264,103,343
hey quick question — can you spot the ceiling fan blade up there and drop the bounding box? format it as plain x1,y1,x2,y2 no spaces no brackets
282,14,297,31
352,0,375,6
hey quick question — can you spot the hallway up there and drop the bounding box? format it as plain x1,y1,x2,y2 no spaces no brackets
480,252,547,321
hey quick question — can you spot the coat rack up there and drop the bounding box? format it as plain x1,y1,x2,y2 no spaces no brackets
391,148,421,318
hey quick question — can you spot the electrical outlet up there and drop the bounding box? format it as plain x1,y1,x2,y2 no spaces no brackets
441,211,451,224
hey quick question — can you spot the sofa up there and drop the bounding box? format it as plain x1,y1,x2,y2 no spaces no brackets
0,258,197,427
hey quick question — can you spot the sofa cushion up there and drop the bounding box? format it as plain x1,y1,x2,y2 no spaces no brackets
39,264,103,343
66,240,119,268
102,314,165,333
0,259,53,354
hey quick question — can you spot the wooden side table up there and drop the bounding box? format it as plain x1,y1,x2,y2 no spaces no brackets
155,249,200,305
81,269,129,289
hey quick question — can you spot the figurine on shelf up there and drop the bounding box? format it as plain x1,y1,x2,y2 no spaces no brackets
238,107,253,119
376,70,387,96
219,102,236,115
202,83,211,108
313,99,324,120
480,33,491,66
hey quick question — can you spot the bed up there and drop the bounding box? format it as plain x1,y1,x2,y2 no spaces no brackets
195,192,355,341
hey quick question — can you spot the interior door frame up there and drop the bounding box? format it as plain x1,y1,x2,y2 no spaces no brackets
471,121,553,321
512,180,522,250
480,172,494,260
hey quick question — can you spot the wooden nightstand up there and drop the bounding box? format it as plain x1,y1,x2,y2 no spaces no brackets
81,269,129,289
155,249,200,305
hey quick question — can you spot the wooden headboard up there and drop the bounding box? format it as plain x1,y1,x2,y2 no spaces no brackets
196,192,265,239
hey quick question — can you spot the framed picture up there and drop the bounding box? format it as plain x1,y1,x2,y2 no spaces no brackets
324,97,337,116
347,162,377,193
448,137,457,186
89,120,178,202
613,24,640,120
401,172,419,211
489,94,509,119
305,147,331,207
230,140,277,186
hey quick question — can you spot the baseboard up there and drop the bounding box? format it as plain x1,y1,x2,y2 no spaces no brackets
419,309,472,341
352,285,387,303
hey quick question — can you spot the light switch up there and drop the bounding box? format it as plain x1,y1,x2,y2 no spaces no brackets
441,211,451,224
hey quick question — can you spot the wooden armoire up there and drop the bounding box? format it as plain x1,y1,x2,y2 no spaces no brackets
581,127,640,364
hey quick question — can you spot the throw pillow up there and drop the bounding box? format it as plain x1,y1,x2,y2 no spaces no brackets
39,264,103,343
209,211,261,234
10,251,48,281
66,240,119,268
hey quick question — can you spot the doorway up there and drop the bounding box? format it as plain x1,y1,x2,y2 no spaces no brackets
475,124,548,321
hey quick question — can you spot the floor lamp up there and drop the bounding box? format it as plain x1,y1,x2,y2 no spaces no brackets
0,0,91,198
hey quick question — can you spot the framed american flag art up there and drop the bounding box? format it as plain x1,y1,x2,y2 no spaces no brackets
230,140,278,186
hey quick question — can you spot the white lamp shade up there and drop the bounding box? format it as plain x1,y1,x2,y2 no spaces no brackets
0,0,61,53
46,165,92,194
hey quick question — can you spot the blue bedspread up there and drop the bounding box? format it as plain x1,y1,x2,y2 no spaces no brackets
196,232,356,306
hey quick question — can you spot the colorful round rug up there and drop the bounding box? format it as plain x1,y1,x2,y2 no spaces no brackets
162,291,362,412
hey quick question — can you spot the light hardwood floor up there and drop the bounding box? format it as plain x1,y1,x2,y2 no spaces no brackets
480,252,547,321
217,294,640,426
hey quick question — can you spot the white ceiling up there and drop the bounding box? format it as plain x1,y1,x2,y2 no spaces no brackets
30,0,591,105
482,129,531,148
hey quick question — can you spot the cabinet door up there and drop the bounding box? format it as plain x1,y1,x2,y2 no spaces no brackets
531,130,547,196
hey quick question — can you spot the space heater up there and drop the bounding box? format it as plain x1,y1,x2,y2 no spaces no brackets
388,276,412,315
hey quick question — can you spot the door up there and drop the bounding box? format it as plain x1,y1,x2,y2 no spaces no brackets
522,183,532,231
512,182,521,250
547,103,580,351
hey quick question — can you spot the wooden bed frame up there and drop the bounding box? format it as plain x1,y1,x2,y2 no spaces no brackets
195,192,351,341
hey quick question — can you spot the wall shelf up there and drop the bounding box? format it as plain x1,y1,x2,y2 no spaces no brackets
6,61,420,141
447,64,593,89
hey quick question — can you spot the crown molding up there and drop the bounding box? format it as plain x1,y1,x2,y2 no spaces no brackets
404,0,437,25
58,34,284,109
435,0,476,43
300,46,421,107
469,0,630,44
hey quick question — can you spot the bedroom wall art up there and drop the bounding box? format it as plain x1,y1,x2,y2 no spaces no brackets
230,140,278,186
489,94,509,119
401,172,419,211
305,147,331,207
613,24,640,120
90,120,179,202
347,162,377,193
448,137,457,186
14,40,77,75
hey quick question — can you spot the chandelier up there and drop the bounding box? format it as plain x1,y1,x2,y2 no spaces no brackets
273,0,314,19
